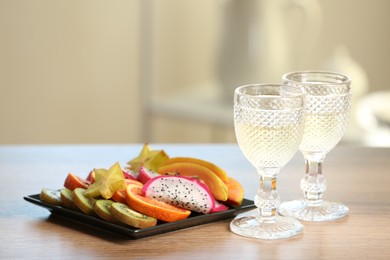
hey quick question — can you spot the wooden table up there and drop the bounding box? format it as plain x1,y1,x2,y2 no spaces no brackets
1,144,389,259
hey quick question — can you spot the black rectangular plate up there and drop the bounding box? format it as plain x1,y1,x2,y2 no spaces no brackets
24,194,255,239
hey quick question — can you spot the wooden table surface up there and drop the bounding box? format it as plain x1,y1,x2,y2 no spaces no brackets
1,144,389,259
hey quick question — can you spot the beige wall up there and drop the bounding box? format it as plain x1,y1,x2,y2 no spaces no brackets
305,0,390,93
0,1,140,144
1,0,389,144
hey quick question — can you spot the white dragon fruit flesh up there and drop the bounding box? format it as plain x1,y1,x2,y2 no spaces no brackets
138,167,160,184
142,175,217,214
122,169,138,180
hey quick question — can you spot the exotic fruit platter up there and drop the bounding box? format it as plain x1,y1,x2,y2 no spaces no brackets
24,144,255,239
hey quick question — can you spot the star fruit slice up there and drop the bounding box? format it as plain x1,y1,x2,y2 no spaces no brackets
84,162,126,199
127,143,169,172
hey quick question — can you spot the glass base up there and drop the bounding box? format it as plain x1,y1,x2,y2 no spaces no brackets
230,214,303,240
278,200,349,222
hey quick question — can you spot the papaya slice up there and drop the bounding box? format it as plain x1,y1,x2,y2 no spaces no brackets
157,162,228,201
160,157,229,183
226,177,244,206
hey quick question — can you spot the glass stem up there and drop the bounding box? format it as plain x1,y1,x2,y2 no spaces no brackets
301,152,327,207
255,168,281,222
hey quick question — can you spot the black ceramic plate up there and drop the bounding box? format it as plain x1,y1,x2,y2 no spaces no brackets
24,194,255,239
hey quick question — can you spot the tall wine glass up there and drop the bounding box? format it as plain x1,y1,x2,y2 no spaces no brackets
278,71,351,221
231,84,306,239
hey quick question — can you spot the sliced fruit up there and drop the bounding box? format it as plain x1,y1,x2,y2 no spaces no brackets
138,167,160,184
84,162,126,199
86,170,96,183
40,188,62,206
125,184,191,222
112,179,143,203
122,169,138,180
94,199,117,222
64,173,90,191
161,157,229,183
125,179,143,186
127,143,152,171
111,202,157,228
157,162,228,201
60,188,79,210
111,189,127,204
210,201,229,213
142,175,216,214
127,143,169,172
72,188,96,215
226,177,244,206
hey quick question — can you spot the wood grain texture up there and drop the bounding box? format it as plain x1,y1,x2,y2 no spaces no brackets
1,144,389,259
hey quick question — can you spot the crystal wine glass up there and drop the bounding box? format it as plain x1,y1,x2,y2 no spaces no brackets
278,71,351,221
231,84,306,239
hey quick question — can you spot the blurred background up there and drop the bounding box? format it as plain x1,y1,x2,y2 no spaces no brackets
1,0,389,146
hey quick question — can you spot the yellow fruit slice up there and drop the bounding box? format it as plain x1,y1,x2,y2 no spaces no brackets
157,162,228,201
160,157,229,183
84,162,126,199
127,143,169,172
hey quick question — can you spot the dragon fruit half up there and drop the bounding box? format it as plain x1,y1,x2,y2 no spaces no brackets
142,175,219,214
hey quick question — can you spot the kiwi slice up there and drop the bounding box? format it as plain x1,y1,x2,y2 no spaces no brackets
72,188,96,215
94,199,117,222
40,188,62,206
60,188,78,210
110,202,157,228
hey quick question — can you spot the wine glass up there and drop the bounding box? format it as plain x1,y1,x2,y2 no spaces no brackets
278,71,351,221
231,84,306,240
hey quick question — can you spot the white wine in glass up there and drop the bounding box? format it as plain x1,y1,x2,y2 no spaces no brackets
278,71,352,221
231,84,306,239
